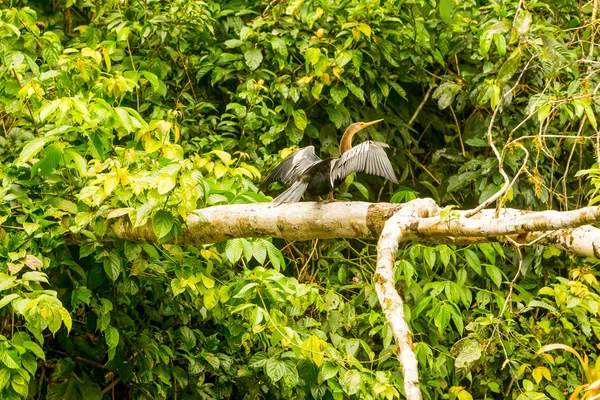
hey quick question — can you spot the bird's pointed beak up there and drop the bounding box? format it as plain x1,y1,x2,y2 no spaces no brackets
361,119,384,128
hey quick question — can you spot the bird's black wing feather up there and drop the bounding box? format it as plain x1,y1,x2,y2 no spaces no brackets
261,146,322,188
272,180,309,205
330,141,398,185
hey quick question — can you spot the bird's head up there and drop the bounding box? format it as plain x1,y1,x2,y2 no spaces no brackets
348,119,384,134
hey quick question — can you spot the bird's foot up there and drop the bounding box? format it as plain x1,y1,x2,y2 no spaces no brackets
323,192,341,203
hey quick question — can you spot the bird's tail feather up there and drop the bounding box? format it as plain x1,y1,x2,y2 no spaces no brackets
272,181,308,205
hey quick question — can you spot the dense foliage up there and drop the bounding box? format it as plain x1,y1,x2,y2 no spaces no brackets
0,0,599,399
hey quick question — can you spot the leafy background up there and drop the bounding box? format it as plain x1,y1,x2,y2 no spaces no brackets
0,0,599,399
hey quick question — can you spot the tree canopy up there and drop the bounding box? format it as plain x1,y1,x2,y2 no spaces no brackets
0,0,599,399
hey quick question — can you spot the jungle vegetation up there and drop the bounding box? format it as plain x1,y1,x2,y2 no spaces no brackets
0,0,599,399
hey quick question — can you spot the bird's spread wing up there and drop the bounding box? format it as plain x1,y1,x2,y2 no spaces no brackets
261,146,322,187
330,141,398,185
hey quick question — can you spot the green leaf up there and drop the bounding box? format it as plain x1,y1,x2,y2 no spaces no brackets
305,48,321,65
566,295,581,308
546,385,566,400
225,239,244,264
389,80,407,98
285,0,303,14
141,70,160,91
480,31,493,57
454,341,483,369
39,100,59,121
485,264,503,288
50,197,78,214
330,86,349,104
31,142,64,177
9,52,24,68
318,360,338,382
298,359,319,387
105,326,119,361
0,277,17,292
0,350,20,369
103,252,122,282
434,303,452,333
494,33,507,57
583,102,598,129
204,288,218,310
496,49,521,85
171,278,186,296
346,83,365,103
71,287,92,307
432,82,462,110
341,370,361,395
345,339,360,357
0,294,20,309
423,246,436,268
293,109,308,131
351,181,369,200
200,273,215,289
439,0,456,23
265,358,286,382
152,210,174,240
514,10,532,36
311,82,324,99
252,241,267,264
264,240,285,271
233,282,258,298
22,271,49,283
249,352,269,368
357,23,371,38
0,368,10,390
244,48,263,70
336,50,352,68
478,243,496,264
17,137,47,165
64,148,87,176
115,107,133,133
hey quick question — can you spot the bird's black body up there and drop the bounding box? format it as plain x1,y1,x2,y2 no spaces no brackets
262,120,398,204
303,158,335,198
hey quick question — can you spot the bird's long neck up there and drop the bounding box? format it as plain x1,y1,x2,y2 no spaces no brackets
339,126,358,154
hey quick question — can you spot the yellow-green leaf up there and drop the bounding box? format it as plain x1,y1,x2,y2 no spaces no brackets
301,335,325,366
156,174,176,195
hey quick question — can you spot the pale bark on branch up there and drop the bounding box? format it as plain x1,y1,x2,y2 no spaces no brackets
110,202,600,259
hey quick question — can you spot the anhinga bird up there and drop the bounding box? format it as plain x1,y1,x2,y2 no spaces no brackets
262,119,398,204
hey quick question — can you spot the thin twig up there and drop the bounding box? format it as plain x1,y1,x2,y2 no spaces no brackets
177,48,197,102
589,0,598,58
407,86,432,127
36,367,45,400
449,105,465,156
101,377,121,395
298,239,318,280
562,116,587,210
464,57,536,218
126,39,140,110
49,349,112,370
19,19,43,48
499,145,530,209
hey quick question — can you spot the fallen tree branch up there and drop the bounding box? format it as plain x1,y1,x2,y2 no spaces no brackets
374,199,439,400
110,202,600,259
111,202,404,244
